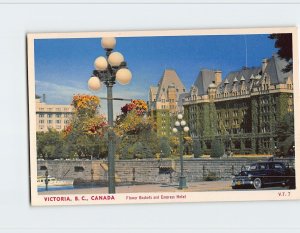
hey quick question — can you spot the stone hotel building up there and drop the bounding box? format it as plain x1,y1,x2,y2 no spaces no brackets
35,95,73,132
183,55,294,155
149,69,186,137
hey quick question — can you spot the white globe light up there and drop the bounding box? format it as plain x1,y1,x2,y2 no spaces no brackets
88,76,101,91
181,120,186,126
175,121,180,127
172,128,178,133
116,68,132,85
108,52,124,67
178,114,183,120
184,126,189,132
101,37,116,50
94,56,108,71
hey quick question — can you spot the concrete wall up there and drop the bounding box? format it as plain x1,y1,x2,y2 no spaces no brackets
37,157,295,184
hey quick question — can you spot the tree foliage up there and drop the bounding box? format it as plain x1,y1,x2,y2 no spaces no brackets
210,139,224,158
159,137,171,158
193,139,202,158
62,95,108,158
115,99,158,159
275,112,294,156
36,94,109,160
36,129,64,159
269,33,293,72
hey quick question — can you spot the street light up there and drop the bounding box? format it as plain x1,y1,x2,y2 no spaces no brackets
88,37,132,194
172,114,189,189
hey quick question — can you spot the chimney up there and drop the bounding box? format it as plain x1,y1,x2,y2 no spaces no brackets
214,70,222,86
262,58,268,73
42,94,46,103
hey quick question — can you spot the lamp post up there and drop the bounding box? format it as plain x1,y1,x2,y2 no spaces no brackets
88,37,132,194
172,114,189,189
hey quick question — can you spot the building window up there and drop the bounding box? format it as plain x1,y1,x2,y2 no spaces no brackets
56,114,61,118
39,114,44,118
39,120,44,124
47,120,52,124
56,120,61,124
47,114,52,118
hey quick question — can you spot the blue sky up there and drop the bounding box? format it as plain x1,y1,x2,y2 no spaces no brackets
34,34,278,116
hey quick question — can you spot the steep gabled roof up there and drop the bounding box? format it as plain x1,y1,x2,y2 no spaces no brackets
193,69,216,96
215,54,293,95
263,54,293,84
156,69,186,101
216,67,261,94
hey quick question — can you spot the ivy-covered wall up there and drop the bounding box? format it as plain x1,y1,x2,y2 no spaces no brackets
184,92,294,156
153,109,171,137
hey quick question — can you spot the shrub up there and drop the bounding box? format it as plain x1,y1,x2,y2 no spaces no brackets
211,139,224,158
159,137,171,157
204,171,218,181
193,139,202,158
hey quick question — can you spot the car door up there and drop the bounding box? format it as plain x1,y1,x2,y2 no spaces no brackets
267,163,279,185
273,163,286,184
258,163,270,184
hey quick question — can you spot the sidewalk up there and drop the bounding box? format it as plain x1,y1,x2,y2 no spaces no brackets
40,180,233,195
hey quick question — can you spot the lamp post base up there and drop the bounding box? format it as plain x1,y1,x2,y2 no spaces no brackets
178,176,187,189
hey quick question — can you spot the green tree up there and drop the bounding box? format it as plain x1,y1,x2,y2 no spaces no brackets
269,33,293,72
63,94,108,159
159,137,171,158
275,112,294,156
36,129,64,159
193,139,202,158
210,139,224,158
115,100,158,159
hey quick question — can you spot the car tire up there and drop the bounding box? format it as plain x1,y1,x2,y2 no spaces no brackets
253,178,263,189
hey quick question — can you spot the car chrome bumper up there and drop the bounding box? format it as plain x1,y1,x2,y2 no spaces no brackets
232,179,253,187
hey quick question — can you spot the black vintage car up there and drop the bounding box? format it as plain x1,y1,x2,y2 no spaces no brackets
232,161,295,189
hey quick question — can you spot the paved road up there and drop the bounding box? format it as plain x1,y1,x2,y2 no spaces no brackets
40,180,290,195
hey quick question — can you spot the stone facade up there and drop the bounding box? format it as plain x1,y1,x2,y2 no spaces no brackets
36,95,73,132
184,55,294,155
37,157,295,184
149,69,186,137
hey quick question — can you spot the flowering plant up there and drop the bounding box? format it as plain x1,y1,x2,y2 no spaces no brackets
121,99,148,116
72,94,100,116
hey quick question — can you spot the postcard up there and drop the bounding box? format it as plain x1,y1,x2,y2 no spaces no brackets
27,27,299,206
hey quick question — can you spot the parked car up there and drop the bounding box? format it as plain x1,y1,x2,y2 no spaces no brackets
232,161,295,190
